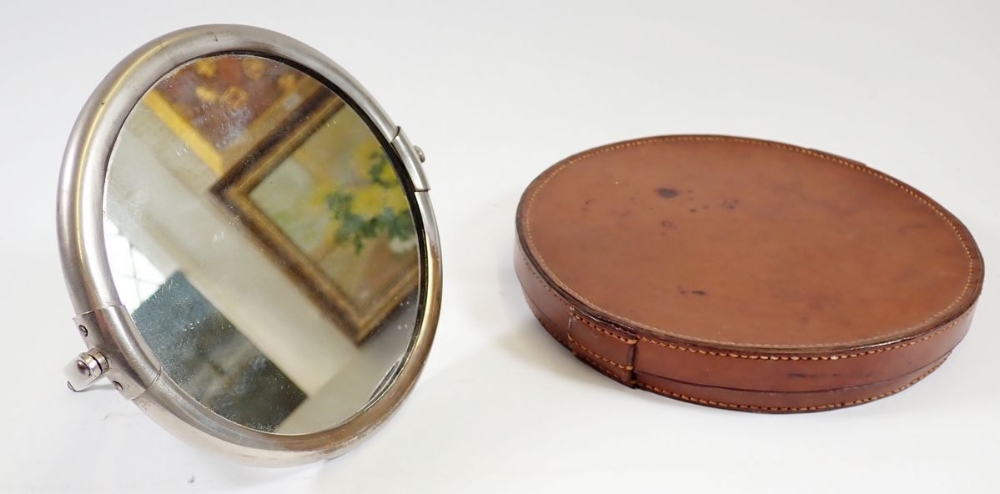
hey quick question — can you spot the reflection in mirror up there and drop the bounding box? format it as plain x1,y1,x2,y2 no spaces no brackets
103,54,420,433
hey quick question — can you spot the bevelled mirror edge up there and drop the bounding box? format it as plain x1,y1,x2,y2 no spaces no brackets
57,24,441,466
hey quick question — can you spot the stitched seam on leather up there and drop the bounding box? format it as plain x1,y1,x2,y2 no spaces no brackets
637,357,947,412
638,308,970,360
523,135,977,348
528,301,635,376
524,273,638,353
567,334,634,371
521,251,971,359
572,314,637,345
521,254,638,345
574,352,634,384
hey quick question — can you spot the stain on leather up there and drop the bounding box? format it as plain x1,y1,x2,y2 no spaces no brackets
656,187,679,198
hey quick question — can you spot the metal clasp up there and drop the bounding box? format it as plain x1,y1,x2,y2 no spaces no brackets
390,127,430,192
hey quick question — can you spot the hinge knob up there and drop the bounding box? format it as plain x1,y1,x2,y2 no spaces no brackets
65,351,108,392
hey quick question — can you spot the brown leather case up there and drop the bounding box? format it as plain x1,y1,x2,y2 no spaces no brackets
515,135,984,413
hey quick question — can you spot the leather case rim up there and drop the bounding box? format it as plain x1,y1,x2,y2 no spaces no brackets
514,135,985,413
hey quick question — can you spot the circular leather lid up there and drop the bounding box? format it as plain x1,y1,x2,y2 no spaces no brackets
518,136,982,353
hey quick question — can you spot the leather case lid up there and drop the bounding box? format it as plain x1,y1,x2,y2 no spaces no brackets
515,135,984,413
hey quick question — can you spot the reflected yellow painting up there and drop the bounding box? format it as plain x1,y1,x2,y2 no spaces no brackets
147,53,419,343
143,55,323,176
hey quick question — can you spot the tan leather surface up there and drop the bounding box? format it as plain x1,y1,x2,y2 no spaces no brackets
515,135,984,412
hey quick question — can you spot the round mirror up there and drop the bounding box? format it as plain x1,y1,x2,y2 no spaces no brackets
59,26,440,464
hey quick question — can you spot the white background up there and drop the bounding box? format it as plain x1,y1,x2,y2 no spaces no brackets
1,1,998,492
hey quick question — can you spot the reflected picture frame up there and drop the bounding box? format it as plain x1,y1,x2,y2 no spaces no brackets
210,87,419,343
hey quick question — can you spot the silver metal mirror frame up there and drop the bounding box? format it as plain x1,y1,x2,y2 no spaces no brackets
57,25,441,466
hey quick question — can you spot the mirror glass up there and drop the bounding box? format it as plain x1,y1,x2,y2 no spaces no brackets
103,54,420,433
